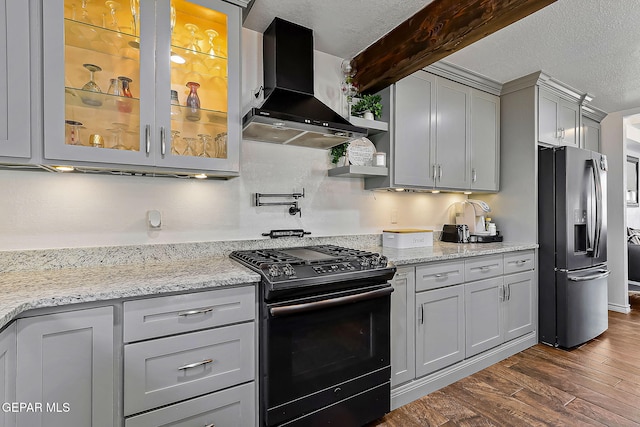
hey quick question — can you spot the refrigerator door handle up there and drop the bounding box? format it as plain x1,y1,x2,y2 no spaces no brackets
567,269,610,282
591,159,604,259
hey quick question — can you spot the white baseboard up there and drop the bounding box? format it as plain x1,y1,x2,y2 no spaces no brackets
608,302,631,313
391,332,537,410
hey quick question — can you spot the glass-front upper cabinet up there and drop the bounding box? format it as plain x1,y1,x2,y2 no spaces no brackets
42,0,240,176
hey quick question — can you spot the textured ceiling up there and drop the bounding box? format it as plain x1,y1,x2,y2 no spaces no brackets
244,0,640,114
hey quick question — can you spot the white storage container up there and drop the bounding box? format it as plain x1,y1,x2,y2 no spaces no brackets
383,229,433,248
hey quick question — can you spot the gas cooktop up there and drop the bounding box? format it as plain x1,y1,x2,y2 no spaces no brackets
230,245,396,299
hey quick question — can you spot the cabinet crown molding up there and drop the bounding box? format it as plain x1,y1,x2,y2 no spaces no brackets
424,61,502,96
501,70,603,110
582,104,608,122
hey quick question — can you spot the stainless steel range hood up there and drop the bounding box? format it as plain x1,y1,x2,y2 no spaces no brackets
242,18,367,149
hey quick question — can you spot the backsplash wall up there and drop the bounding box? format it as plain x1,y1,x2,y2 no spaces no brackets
0,29,464,251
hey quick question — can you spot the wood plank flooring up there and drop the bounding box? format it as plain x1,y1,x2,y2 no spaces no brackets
370,293,640,426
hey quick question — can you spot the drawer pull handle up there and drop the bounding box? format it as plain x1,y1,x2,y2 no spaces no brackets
434,273,447,278
178,359,214,370
395,273,407,278
178,307,214,317
480,266,491,271
204,424,215,427
515,260,527,265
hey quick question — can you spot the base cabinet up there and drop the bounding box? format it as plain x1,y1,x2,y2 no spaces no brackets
415,285,465,377
15,306,115,427
390,250,536,409
125,382,255,427
390,267,416,386
0,324,16,427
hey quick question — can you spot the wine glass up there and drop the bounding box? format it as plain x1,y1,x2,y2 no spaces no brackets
107,122,128,149
80,0,93,24
81,63,103,106
182,137,197,156
204,29,218,57
170,3,176,35
129,0,139,36
184,23,202,52
215,132,227,158
170,130,181,155
197,133,212,157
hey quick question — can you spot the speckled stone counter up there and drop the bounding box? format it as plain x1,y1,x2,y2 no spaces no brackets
0,257,260,330
0,236,536,331
377,241,538,266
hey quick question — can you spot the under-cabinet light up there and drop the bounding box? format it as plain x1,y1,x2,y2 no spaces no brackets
464,191,472,195
431,190,440,194
54,166,75,172
193,173,208,179
394,188,405,192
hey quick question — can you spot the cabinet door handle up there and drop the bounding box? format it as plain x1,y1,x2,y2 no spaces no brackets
438,164,443,180
432,164,437,182
145,124,151,154
178,359,214,370
178,307,214,317
419,304,424,325
499,285,505,302
562,127,566,139
507,284,511,300
160,126,166,156
472,168,477,183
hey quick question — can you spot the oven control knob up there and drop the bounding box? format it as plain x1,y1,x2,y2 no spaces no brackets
370,256,380,267
359,257,371,268
379,256,388,267
268,265,281,277
282,263,296,276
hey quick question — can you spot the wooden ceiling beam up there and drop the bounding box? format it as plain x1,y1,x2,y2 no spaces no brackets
351,0,556,94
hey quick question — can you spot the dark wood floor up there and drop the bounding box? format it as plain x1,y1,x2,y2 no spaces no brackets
371,292,640,426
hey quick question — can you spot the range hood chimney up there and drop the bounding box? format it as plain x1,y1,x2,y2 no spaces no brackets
242,18,367,149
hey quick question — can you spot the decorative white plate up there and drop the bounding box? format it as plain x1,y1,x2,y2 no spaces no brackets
347,137,376,166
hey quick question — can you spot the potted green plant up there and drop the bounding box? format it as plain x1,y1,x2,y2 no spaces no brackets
330,142,349,165
351,94,382,120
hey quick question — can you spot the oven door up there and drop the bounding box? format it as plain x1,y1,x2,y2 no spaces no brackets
263,283,392,426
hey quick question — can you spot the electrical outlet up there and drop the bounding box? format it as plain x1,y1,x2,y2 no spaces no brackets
390,209,398,224
147,210,162,229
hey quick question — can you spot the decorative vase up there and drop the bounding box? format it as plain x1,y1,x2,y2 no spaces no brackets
185,81,201,121
364,111,374,121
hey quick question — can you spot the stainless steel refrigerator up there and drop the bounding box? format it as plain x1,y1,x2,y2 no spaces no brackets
538,145,610,348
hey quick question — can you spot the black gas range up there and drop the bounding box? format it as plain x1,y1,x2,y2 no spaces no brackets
230,244,397,301
230,244,396,427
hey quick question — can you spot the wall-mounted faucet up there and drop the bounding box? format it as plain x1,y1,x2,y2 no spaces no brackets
255,189,305,217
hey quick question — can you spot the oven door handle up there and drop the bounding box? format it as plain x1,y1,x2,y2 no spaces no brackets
269,286,393,317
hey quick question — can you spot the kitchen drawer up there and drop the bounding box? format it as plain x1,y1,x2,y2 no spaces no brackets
504,250,535,275
464,254,504,282
123,285,255,342
124,322,255,416
415,260,465,292
125,382,255,427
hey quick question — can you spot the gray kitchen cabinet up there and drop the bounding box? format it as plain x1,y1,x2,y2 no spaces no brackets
124,322,254,416
390,267,416,387
0,0,30,160
538,87,579,148
503,270,535,341
0,323,16,427
582,116,601,152
435,77,470,189
365,65,499,192
123,284,256,423
470,89,500,191
15,306,115,427
393,71,436,188
40,0,241,177
415,284,465,377
464,277,503,358
125,382,255,427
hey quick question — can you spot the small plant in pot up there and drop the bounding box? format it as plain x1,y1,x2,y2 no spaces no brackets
330,142,349,165
351,94,382,120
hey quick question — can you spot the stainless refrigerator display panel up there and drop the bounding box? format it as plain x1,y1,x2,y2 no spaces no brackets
539,145,609,348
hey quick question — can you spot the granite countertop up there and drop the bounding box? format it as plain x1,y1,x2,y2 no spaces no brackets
378,241,538,266
0,238,537,331
0,257,260,331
